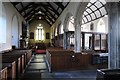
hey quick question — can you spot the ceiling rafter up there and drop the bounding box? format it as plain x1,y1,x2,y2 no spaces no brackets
11,2,69,26
23,3,55,20
24,4,56,20
44,19,52,26
26,8,54,24
29,14,45,20
20,2,27,16
26,12,44,21
26,7,53,23
27,4,56,15
25,10,38,20
38,7,55,23
54,2,64,10
27,13,54,25
22,3,47,11
42,19,52,26
38,4,56,20
19,3,33,13
23,4,38,18
47,2,60,16
29,18,51,26
37,8,54,23
45,16,54,23
12,2,20,6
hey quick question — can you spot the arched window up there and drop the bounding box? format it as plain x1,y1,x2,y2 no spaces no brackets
97,19,105,33
67,16,75,31
35,24,44,40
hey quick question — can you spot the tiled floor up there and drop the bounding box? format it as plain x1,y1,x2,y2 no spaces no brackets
22,54,97,80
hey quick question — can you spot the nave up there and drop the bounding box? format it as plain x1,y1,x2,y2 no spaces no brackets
1,1,120,80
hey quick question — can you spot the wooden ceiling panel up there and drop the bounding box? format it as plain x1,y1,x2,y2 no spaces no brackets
11,2,69,26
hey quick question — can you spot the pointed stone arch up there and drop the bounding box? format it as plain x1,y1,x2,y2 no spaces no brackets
63,13,74,32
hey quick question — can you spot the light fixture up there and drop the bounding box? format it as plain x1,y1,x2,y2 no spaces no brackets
39,17,42,19
39,24,42,26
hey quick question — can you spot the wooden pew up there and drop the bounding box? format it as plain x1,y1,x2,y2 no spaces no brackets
13,49,32,66
96,69,120,80
3,49,32,74
10,51,26,73
2,50,28,79
2,49,32,79
1,64,8,80
46,47,68,71
13,49,32,65
2,54,22,78
46,47,92,72
2,60,16,80
2,55,19,79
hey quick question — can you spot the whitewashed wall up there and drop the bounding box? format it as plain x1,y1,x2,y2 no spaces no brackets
0,2,24,52
0,0,2,53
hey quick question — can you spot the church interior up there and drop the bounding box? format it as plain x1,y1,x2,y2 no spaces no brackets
0,0,120,80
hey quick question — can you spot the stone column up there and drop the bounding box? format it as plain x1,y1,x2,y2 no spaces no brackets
107,2,120,69
74,22,81,53
63,30,67,49
74,3,88,53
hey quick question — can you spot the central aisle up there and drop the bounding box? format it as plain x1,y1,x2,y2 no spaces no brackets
22,54,48,80
22,54,97,80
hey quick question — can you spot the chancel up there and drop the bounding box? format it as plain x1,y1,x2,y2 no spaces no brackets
0,0,120,80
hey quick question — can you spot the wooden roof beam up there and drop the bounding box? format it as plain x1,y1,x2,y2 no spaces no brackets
54,2,64,10
12,2,20,6
26,9,54,24
46,2,60,16
19,2,34,13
